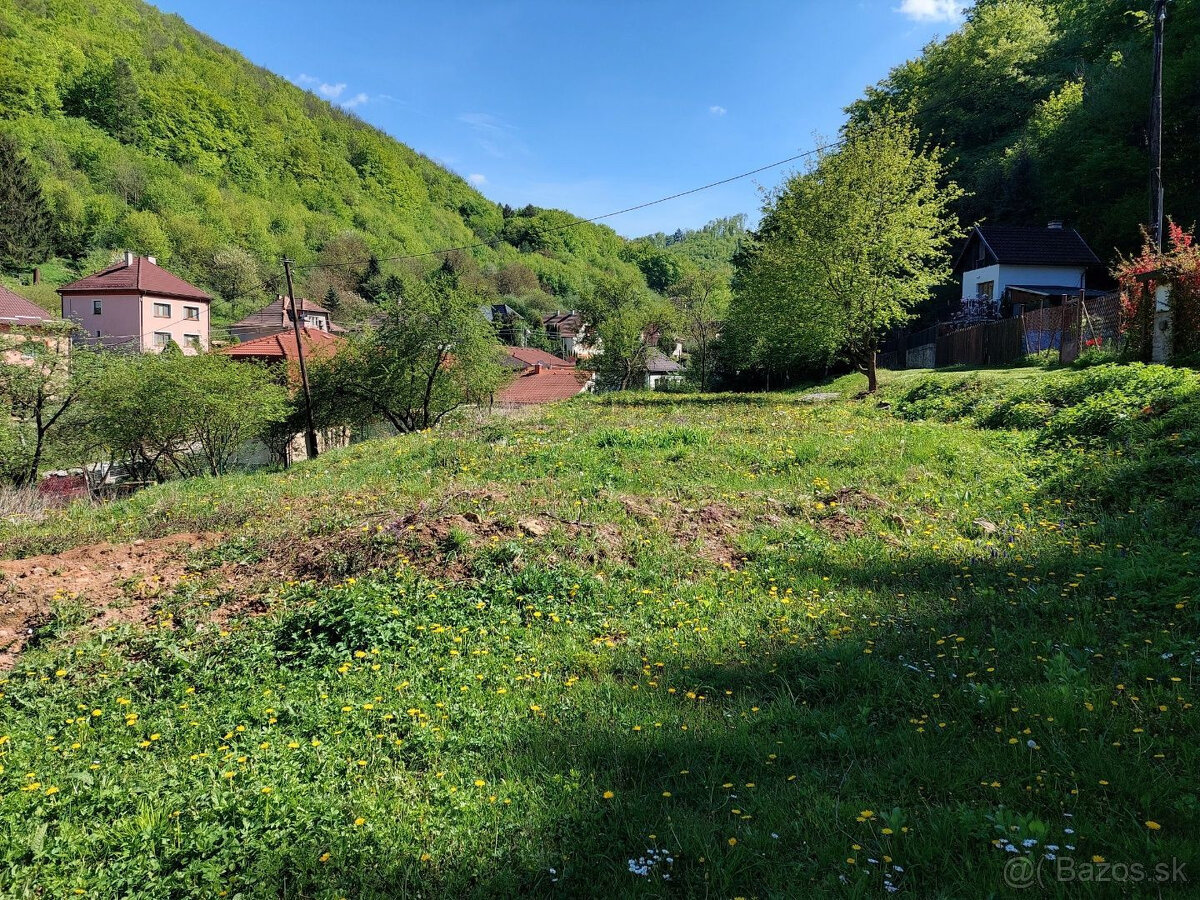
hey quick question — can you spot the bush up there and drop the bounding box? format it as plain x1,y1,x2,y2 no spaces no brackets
896,364,1200,445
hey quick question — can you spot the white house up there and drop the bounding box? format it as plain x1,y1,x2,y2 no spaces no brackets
956,223,1103,315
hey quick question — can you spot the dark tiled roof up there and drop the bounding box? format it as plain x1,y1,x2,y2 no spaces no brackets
543,311,583,337
494,368,593,405
220,327,343,362
962,226,1101,269
0,285,55,325
57,256,212,301
231,297,333,332
645,348,682,374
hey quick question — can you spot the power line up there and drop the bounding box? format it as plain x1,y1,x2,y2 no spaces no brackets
295,140,846,273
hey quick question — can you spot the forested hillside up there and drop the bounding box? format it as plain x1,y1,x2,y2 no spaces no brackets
0,0,651,324
849,0,1200,260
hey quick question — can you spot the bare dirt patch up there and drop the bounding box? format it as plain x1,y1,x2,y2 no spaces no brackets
815,510,867,541
0,533,218,669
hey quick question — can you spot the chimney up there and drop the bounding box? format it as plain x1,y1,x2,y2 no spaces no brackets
1048,220,1064,230
124,251,135,266
147,256,157,265
533,362,544,375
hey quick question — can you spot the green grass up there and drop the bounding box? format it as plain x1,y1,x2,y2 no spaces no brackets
2,365,1198,897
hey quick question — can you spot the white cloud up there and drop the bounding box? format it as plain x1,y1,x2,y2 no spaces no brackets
318,82,347,99
296,73,319,85
895,0,964,21
457,112,525,159
467,173,487,186
709,105,727,116
342,92,369,109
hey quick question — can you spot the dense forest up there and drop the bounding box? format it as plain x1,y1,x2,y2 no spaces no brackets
849,0,1200,261
0,0,676,328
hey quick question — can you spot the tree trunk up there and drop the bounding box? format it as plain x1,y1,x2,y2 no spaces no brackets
866,349,878,394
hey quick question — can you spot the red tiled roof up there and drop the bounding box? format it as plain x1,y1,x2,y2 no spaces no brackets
494,367,593,406
0,285,55,325
57,256,212,301
220,327,343,362
502,346,573,369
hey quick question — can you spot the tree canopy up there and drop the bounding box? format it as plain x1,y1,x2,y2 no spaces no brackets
726,115,962,391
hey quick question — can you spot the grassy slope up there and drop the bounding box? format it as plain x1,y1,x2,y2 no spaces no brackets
1,366,1198,897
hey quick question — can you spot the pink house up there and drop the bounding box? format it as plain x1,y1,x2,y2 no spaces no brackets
57,252,212,354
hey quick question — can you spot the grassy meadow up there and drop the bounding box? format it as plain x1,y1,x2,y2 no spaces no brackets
1,363,1198,897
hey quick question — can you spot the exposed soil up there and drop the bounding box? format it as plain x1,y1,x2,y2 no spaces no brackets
0,533,217,670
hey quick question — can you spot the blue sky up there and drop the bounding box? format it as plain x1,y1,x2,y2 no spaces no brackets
153,0,966,237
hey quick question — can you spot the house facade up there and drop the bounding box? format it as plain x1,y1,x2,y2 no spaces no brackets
543,311,596,359
57,253,212,354
956,223,1103,316
229,297,341,343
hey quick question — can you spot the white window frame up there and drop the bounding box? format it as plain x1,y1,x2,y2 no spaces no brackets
153,332,171,349
153,302,171,318
184,333,202,349
184,306,200,321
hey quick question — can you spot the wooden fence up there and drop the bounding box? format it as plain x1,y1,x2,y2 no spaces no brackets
880,293,1122,370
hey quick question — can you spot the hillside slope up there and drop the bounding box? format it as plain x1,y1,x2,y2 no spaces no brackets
849,0,1200,259
0,0,646,321
0,366,1197,895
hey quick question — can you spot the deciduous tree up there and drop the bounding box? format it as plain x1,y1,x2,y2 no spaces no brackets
729,114,962,392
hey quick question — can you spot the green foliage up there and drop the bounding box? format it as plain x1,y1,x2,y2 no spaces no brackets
849,0,1200,256
0,329,80,486
78,350,288,478
0,0,657,323
583,273,674,391
726,114,962,390
897,362,1199,446
0,134,53,272
641,215,747,272
309,268,506,432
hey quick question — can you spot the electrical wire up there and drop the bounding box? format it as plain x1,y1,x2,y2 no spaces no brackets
294,140,846,272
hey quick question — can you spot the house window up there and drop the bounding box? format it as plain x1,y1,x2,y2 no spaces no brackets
93,300,103,315
153,302,171,318
184,306,200,320
154,332,171,349
184,333,202,349
978,281,995,301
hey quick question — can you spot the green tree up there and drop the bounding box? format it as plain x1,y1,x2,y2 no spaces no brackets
0,327,82,486
310,271,505,432
62,57,143,144
584,273,674,391
669,267,729,391
0,135,53,272
730,114,962,392
80,351,288,479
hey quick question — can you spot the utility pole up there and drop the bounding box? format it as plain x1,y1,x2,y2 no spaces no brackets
283,258,319,460
1149,0,1168,251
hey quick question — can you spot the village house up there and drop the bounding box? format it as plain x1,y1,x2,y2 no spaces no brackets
542,310,596,359
956,223,1104,316
220,327,347,464
493,364,595,407
1,285,68,363
229,296,343,343
57,252,212,354
645,347,684,390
